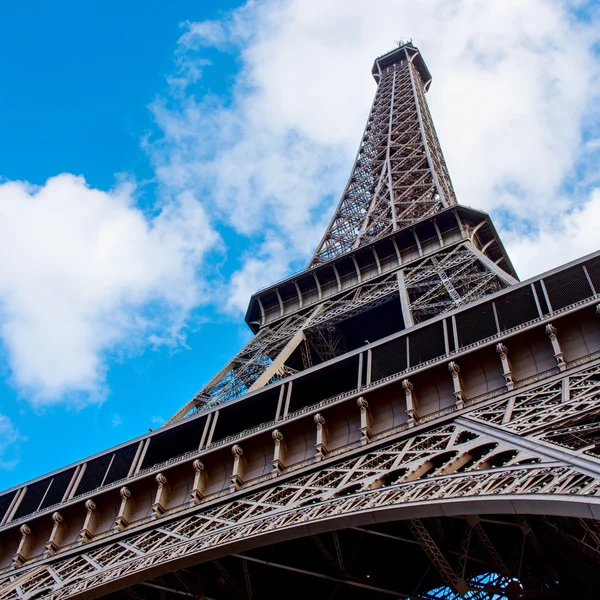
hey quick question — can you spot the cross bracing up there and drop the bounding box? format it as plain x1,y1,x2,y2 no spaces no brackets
310,43,457,267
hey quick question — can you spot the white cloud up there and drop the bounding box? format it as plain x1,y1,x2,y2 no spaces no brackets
0,414,23,470
111,413,123,427
150,0,600,306
506,188,600,280
0,174,218,405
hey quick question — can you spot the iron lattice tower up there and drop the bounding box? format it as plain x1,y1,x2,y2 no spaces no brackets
2,42,600,600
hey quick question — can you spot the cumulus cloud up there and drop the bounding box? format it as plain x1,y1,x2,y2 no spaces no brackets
0,174,218,405
150,0,600,305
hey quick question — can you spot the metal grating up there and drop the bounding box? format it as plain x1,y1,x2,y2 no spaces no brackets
39,468,76,510
495,287,539,332
409,322,445,366
584,256,600,294
141,419,202,471
0,490,16,523
544,266,593,311
13,479,49,520
104,445,138,486
372,336,407,382
456,302,498,348
74,453,113,496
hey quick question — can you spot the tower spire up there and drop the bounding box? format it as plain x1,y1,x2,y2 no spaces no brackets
310,42,457,267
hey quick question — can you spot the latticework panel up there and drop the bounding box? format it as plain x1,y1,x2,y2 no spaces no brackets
403,243,507,323
310,46,456,267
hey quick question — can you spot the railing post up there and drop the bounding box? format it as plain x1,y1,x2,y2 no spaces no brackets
44,512,64,557
496,343,515,390
152,473,169,518
357,397,372,444
545,324,566,371
402,379,418,427
272,430,286,473
231,445,245,491
314,413,328,460
12,524,32,568
191,460,207,504
448,361,466,409
79,499,98,544
114,487,133,532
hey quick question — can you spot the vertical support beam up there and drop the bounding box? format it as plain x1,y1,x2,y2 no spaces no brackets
231,445,245,491
496,343,515,390
531,283,543,317
402,379,418,427
152,473,169,518
540,279,552,312
357,352,364,390
199,413,213,450
332,264,342,292
314,413,328,460
12,524,32,568
1,487,26,526
545,324,566,371
412,230,423,256
583,265,596,295
79,499,98,544
433,220,444,248
396,270,414,328
443,319,450,354
294,281,303,309
275,385,286,422
451,315,459,350
191,460,207,504
366,348,372,386
313,273,322,301
134,439,151,476
351,256,362,283
62,465,83,502
68,463,87,500
127,443,144,479
272,430,286,473
114,487,133,532
391,238,402,266
372,248,382,275
357,397,372,444
282,382,293,419
256,297,266,327
44,512,64,557
448,362,465,409
205,410,220,447
275,288,284,317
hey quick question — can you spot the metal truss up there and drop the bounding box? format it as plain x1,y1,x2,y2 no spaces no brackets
468,363,600,440
310,44,456,267
9,363,600,598
403,244,507,323
170,273,401,421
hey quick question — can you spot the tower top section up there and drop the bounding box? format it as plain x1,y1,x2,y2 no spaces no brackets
372,42,432,91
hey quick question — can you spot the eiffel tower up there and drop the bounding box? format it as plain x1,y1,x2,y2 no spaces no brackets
2,41,600,600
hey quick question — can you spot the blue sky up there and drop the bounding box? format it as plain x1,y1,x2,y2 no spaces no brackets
1,0,600,490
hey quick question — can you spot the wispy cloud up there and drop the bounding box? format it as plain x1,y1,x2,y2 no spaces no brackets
0,414,24,470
